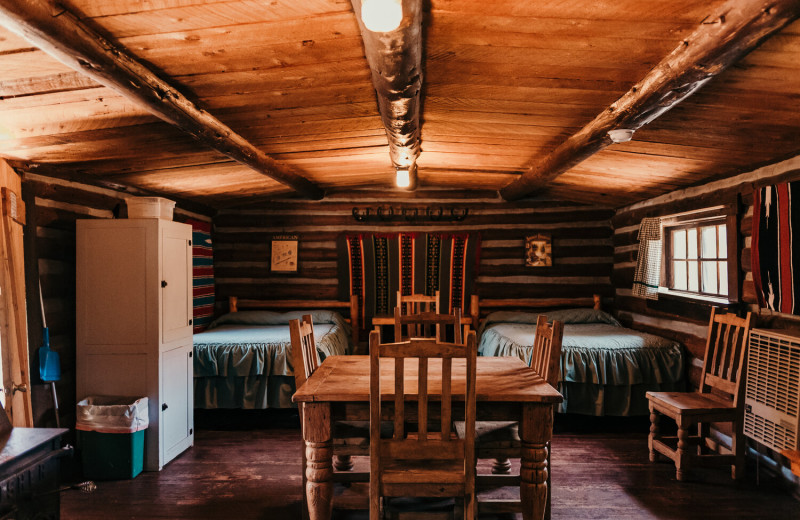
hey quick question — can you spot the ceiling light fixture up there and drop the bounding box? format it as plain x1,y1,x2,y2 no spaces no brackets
361,0,403,32
607,128,635,143
395,167,411,188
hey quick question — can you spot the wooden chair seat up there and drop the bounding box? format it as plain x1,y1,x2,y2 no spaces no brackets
334,421,394,449
454,421,519,449
646,391,735,417
646,308,752,482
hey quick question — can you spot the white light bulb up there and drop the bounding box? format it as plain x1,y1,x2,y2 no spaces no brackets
396,169,410,188
361,0,403,32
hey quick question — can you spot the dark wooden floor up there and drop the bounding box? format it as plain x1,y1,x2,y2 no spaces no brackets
61,411,800,520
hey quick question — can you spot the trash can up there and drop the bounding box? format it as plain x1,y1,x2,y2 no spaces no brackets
76,396,149,480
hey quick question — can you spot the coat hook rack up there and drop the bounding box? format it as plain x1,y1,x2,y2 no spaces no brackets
351,206,469,223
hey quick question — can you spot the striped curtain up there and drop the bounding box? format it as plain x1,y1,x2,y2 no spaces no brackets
632,217,662,300
188,220,215,332
752,182,800,315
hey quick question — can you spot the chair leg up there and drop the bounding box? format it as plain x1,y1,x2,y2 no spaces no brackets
334,454,354,471
732,420,746,480
676,417,689,481
491,457,512,474
648,403,659,463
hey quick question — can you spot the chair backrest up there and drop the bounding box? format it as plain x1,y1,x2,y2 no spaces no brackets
531,315,564,388
369,330,476,483
397,290,440,315
393,306,463,343
699,308,752,405
289,314,320,390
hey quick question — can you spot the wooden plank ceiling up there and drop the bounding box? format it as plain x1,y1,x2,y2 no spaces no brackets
1,0,799,208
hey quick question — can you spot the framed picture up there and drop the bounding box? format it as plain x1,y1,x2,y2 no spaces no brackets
271,235,299,272
525,234,552,267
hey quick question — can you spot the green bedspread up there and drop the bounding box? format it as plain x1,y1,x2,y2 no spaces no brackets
193,310,351,409
478,309,684,416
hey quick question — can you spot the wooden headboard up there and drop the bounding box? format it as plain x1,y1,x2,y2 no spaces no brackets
470,294,603,326
227,295,359,346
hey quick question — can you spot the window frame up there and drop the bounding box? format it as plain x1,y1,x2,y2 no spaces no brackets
658,205,739,304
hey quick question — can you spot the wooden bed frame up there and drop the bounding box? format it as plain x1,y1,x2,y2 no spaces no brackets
227,294,359,346
469,294,603,327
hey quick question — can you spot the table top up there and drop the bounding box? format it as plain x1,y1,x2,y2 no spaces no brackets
293,355,562,404
371,314,473,325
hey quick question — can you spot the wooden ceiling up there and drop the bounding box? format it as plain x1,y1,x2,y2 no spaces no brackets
1,0,799,209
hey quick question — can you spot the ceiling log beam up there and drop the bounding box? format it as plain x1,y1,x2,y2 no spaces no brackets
350,0,423,189
5,159,216,217
500,0,800,201
0,0,324,200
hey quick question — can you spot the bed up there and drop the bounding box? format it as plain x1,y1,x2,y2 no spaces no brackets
475,296,684,416
193,296,358,409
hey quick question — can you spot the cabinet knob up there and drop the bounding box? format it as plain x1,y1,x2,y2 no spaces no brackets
162,403,168,411
161,280,168,288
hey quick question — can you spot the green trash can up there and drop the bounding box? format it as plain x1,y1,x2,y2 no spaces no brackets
76,396,149,480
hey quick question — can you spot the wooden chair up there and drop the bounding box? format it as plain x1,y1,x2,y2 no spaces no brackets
456,314,563,518
369,330,477,520
396,290,440,338
392,306,463,344
646,308,752,481
290,316,373,515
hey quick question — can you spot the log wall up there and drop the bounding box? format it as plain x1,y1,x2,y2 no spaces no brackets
613,154,800,387
613,153,800,491
212,190,615,318
20,172,211,428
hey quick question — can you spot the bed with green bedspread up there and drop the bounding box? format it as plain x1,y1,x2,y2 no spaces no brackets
193,310,352,409
478,308,684,416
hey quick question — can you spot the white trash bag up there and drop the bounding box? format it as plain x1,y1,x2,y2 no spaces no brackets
76,396,149,433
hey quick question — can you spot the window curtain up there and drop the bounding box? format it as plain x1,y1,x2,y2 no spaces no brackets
632,217,662,300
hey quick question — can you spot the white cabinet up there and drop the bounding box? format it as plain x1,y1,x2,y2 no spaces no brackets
76,218,194,471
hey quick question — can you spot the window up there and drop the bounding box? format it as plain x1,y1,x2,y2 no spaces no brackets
660,207,737,303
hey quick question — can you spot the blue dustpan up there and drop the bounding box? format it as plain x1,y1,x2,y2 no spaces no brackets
39,327,61,382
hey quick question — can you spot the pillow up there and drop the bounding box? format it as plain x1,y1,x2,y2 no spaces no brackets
207,309,348,331
481,308,620,333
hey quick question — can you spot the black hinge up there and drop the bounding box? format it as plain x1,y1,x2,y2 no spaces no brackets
189,240,192,246
161,280,167,288
189,351,193,358
162,403,168,411
188,319,193,325
189,428,193,435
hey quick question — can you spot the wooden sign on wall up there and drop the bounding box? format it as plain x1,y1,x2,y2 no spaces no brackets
271,235,298,273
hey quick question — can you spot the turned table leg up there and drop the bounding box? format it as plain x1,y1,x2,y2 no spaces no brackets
334,455,354,471
303,402,333,520
492,457,512,474
648,403,660,463
520,403,552,520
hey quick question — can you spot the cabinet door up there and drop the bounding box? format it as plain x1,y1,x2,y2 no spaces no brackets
161,226,192,344
162,345,193,464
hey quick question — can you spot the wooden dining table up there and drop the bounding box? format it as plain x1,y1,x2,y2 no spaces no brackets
292,355,563,520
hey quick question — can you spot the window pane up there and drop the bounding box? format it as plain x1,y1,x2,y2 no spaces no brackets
701,226,717,258
718,224,727,259
702,261,718,294
687,228,698,259
688,261,699,292
672,229,686,259
719,261,728,296
673,261,687,290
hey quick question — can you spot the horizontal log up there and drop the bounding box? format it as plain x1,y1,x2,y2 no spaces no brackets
212,226,612,244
